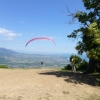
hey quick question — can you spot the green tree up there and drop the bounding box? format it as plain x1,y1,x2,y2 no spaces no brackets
67,0,100,73
78,59,89,71
70,54,82,65
63,55,88,71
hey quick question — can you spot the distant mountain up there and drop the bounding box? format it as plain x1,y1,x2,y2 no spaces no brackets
0,48,18,56
0,48,18,63
0,48,69,68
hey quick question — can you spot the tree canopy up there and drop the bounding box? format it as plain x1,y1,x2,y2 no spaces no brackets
67,0,100,60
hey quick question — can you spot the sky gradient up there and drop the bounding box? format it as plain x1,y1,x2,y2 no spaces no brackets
0,0,86,54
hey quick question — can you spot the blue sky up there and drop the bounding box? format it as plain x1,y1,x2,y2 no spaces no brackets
0,0,86,54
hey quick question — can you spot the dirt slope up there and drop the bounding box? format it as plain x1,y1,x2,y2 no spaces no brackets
0,68,100,100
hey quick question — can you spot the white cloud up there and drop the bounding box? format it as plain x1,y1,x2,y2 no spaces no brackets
3,37,13,41
17,34,22,36
0,27,22,40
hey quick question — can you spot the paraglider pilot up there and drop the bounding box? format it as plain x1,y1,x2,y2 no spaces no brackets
41,62,44,65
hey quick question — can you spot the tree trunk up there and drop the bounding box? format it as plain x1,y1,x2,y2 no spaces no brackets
83,58,100,74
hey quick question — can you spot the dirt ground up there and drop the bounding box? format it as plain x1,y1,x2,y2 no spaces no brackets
0,68,100,100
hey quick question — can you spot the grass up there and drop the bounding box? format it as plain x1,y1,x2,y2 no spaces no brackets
93,73,100,80
90,72,100,86
85,94,100,100
0,64,9,68
63,91,70,94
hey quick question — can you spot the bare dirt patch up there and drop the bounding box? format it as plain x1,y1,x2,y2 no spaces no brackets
0,68,100,100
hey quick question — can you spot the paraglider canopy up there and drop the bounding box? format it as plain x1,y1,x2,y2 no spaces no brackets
25,37,56,47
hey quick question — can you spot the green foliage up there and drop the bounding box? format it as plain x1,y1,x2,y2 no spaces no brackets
67,0,100,60
62,64,72,70
0,64,9,68
77,59,89,70
70,54,82,64
63,55,88,71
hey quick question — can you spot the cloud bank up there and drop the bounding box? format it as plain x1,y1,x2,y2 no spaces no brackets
0,27,22,40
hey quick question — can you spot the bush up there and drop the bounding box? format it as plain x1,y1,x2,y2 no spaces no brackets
62,64,72,70
63,54,89,71
0,64,9,68
70,54,82,64
77,59,89,71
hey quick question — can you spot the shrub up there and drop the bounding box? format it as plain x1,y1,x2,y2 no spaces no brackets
70,54,82,64
0,64,9,68
62,64,72,70
78,59,89,70
63,54,89,71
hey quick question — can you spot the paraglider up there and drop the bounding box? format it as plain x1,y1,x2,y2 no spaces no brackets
25,37,56,47
41,61,44,65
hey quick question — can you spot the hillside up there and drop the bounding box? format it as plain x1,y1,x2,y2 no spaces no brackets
0,69,100,100
0,48,69,68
